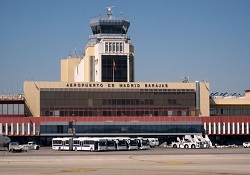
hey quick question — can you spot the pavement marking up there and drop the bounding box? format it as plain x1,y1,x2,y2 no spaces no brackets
62,169,93,173
165,161,187,165
129,156,188,165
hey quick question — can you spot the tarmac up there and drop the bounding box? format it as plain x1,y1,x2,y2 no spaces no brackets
0,147,250,175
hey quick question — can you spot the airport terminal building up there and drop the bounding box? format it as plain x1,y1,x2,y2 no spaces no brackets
0,7,250,145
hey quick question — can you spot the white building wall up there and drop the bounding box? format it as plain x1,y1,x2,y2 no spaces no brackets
95,43,102,82
94,39,132,82
74,60,85,82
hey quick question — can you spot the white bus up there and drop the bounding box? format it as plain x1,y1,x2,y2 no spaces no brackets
146,138,159,148
103,137,128,150
137,137,150,150
127,138,139,150
73,137,108,151
52,137,72,151
105,138,117,151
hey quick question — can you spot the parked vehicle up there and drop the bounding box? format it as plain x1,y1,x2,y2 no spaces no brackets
146,138,159,148
243,142,250,148
22,142,40,150
172,135,211,149
9,142,28,152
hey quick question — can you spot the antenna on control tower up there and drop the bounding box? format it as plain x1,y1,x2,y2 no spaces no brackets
106,6,115,19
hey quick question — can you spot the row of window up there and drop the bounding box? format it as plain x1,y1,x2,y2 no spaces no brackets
210,108,250,116
0,104,24,115
40,91,196,100
41,107,194,117
40,98,196,107
41,124,203,134
105,42,124,53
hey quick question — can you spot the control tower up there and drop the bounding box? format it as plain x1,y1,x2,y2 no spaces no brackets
74,7,134,82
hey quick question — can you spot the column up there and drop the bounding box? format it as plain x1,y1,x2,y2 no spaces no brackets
11,123,14,135
227,122,230,134
218,123,221,135
16,123,19,135
213,122,216,134
0,123,2,134
22,123,25,135
208,122,211,134
223,122,225,134
237,122,240,134
28,123,30,135
33,123,36,135
247,122,249,134
232,122,235,135
5,123,8,135
242,122,244,134
204,122,207,134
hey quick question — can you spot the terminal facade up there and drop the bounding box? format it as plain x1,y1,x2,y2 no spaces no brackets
0,7,250,145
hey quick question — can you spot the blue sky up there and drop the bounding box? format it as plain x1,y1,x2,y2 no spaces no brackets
0,0,249,95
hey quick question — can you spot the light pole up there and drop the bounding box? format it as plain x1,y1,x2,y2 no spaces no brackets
71,113,76,138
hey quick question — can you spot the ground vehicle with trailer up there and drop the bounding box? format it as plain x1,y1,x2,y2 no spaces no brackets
172,135,210,149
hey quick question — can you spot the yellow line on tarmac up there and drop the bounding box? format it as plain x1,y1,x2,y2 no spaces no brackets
129,156,188,165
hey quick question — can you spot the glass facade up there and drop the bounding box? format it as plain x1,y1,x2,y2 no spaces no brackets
0,103,24,115
40,88,196,117
40,122,203,135
102,55,127,82
210,107,250,116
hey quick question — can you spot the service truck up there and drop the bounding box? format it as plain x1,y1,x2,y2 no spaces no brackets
23,142,40,150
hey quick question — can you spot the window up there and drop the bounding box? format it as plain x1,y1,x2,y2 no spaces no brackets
112,43,115,52
116,43,119,52
120,42,123,52
109,43,112,52
105,43,108,52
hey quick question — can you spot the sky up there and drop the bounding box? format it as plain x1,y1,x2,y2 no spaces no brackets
0,0,250,95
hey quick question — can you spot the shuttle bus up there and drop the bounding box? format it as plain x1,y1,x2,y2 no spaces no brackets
104,137,128,150
127,138,139,150
73,137,109,151
137,137,150,150
52,137,72,150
